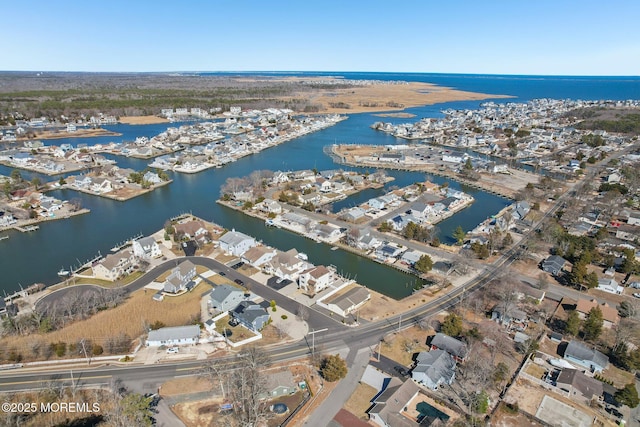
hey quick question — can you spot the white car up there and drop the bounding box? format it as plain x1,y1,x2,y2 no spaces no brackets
166,347,179,354
633,293,640,299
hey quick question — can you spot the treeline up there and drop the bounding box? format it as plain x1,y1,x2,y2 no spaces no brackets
576,113,640,133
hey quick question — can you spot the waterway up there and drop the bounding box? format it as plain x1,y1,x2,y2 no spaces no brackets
1,73,638,296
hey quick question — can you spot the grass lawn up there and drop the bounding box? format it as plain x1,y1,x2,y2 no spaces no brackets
343,383,377,420
380,325,430,367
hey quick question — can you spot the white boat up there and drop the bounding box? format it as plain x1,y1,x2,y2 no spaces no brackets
331,246,339,251
0,235,8,241
57,268,71,277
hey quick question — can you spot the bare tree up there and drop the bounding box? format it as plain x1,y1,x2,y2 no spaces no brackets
296,305,309,322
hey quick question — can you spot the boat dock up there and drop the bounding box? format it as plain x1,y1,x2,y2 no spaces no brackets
14,225,39,232
111,232,143,252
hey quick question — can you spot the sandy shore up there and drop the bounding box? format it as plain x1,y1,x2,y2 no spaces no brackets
21,128,121,141
118,115,169,125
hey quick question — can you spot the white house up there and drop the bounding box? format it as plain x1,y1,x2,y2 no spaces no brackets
146,325,201,347
132,236,162,259
93,253,135,282
218,230,256,256
597,278,623,295
368,198,385,210
242,246,277,268
298,265,334,294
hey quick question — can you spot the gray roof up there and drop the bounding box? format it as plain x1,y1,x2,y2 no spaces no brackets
219,230,254,246
413,349,456,384
431,333,468,359
137,236,156,248
369,380,420,427
147,325,200,343
232,301,270,328
565,340,609,369
556,368,603,399
542,255,567,271
327,286,370,312
209,284,244,305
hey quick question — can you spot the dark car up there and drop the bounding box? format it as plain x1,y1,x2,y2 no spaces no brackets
394,366,408,377
218,271,226,276
234,279,244,286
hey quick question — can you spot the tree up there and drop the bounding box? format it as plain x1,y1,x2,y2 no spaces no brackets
441,313,463,337
583,307,603,341
615,383,640,408
10,169,22,183
31,177,42,190
414,255,433,274
105,391,154,427
320,354,348,382
565,310,581,336
452,226,466,245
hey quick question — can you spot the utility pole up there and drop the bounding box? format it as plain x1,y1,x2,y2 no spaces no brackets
307,328,328,361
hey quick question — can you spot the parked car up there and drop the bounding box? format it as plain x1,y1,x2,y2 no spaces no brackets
166,347,179,354
218,271,226,276
628,282,640,289
234,279,244,286
633,293,640,299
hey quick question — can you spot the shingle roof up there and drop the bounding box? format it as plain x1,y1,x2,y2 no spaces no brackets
413,349,456,385
431,333,468,359
556,368,603,399
147,325,200,343
565,340,609,370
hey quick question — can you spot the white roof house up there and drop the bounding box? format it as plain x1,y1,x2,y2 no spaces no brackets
146,325,201,347
218,230,256,256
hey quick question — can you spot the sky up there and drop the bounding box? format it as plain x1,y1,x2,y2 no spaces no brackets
1,0,639,76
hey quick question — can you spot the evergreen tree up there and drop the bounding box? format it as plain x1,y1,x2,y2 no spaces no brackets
615,383,640,408
414,255,433,274
565,310,581,336
441,313,463,337
583,307,603,341
320,354,348,382
453,226,466,245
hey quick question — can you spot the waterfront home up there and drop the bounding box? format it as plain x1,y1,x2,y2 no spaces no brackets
368,197,386,210
0,212,17,227
411,349,457,390
298,265,334,294
209,284,246,313
264,249,309,281
574,299,619,329
242,246,277,268
563,340,609,373
218,229,256,256
375,244,404,262
173,219,211,244
146,325,200,347
231,301,270,332
257,199,282,214
143,171,163,185
400,250,422,267
93,253,135,282
511,200,531,221
356,230,381,251
312,223,342,242
342,207,366,222
163,260,197,293
320,285,370,317
132,236,162,260
430,333,468,363
442,151,466,164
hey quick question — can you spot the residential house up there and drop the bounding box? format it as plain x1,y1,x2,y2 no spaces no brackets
511,201,531,221
564,340,609,373
368,198,386,210
430,333,468,363
258,199,282,214
357,231,381,251
262,370,297,398
231,301,270,332
313,223,342,242
218,230,256,256
597,278,622,295
163,260,197,293
0,212,17,227
146,325,200,347
628,211,640,226
264,249,308,281
442,151,466,163
143,171,162,185
400,250,422,267
173,219,211,244
375,244,404,262
411,349,456,390
541,255,568,275
556,368,603,403
132,236,162,259
209,284,246,313
321,286,370,317
298,265,333,294
242,246,277,268
342,207,366,222
616,224,639,242
368,380,421,427
93,253,135,282
575,299,619,329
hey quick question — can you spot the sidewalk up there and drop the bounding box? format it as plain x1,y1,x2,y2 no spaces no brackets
301,347,370,427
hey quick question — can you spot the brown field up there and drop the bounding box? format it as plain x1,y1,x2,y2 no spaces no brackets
380,325,431,367
160,377,213,397
119,115,169,125
343,382,377,420
282,78,512,115
1,283,211,357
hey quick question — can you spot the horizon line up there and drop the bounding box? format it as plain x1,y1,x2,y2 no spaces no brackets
1,70,639,78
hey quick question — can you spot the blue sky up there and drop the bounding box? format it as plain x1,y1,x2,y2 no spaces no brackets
2,0,639,75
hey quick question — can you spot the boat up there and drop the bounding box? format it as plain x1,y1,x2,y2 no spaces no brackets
0,235,8,241
57,267,71,277
265,219,275,227
331,246,339,251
